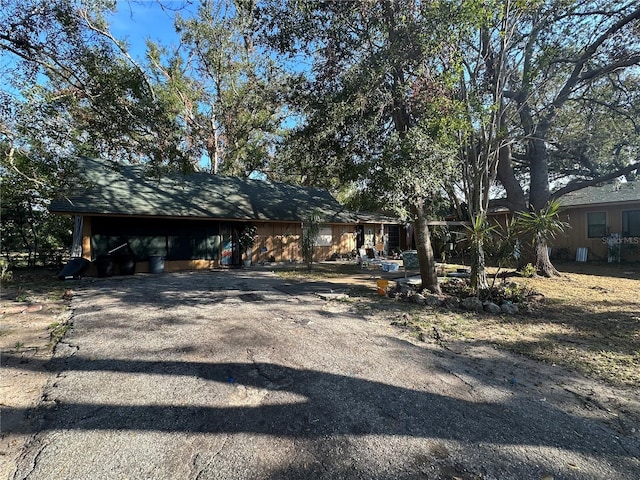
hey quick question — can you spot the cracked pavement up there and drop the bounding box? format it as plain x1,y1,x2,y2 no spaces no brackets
6,270,640,479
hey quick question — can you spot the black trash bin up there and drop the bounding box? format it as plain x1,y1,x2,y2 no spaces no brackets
118,254,136,275
149,255,164,274
96,254,114,277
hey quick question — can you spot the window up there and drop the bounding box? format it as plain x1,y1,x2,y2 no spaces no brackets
587,212,606,238
387,225,400,250
622,210,640,237
317,226,333,247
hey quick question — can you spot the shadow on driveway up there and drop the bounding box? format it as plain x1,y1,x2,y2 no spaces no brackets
5,356,639,460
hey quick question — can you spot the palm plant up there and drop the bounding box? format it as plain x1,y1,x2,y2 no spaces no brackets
515,199,569,277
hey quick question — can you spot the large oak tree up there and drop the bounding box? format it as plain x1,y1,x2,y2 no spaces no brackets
487,0,640,275
253,0,474,292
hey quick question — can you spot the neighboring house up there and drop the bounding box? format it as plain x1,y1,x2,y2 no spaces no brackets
486,180,640,263
50,157,394,274
553,180,640,262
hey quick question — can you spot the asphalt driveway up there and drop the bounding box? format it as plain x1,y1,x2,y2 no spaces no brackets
9,270,640,479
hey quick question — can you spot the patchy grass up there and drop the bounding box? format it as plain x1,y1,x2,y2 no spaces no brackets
48,320,72,347
290,260,640,388
511,262,640,387
274,261,364,280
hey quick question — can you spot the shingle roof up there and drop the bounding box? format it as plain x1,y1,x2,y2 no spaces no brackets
354,211,402,224
49,157,359,224
559,180,640,207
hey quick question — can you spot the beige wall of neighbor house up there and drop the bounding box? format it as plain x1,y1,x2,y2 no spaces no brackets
553,203,640,261
487,201,640,262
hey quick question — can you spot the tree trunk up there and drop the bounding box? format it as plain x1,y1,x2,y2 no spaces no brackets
512,99,559,274
413,203,440,294
535,235,560,277
526,125,564,276
528,135,551,212
470,238,488,292
497,142,527,212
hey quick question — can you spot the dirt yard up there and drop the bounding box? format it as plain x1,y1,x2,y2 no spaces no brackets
0,269,74,479
488,262,640,387
279,260,640,387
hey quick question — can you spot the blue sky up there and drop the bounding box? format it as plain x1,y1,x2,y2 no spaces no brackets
107,1,196,60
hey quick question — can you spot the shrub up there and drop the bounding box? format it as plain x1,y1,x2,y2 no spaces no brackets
519,263,536,278
238,224,257,254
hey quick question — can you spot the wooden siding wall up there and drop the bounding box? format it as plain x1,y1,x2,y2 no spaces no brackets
489,204,640,262
251,223,356,264
318,225,357,260
553,203,640,261
81,216,92,261
252,223,302,264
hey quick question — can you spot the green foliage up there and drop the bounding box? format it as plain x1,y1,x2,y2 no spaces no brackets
238,224,257,254
440,276,534,305
515,199,569,244
257,0,469,195
15,293,29,302
254,0,476,293
465,215,496,249
174,1,285,175
549,77,640,182
374,130,459,221
485,219,520,269
514,199,569,276
502,282,532,304
518,263,537,278
0,150,73,267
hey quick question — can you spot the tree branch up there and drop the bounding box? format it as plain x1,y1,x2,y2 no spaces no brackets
579,55,640,83
550,6,640,116
77,8,156,101
550,161,640,199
